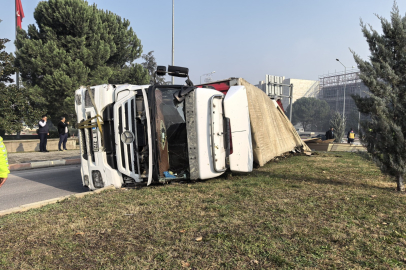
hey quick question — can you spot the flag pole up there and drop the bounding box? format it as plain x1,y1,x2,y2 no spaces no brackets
15,0,20,90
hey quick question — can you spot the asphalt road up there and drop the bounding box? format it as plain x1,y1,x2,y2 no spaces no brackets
0,165,88,211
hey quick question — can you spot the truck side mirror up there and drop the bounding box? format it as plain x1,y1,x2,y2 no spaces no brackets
157,66,166,76
168,65,188,77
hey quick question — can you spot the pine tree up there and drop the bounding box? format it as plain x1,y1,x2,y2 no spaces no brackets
0,37,15,83
329,112,346,143
352,3,406,191
0,37,44,134
109,63,150,86
15,0,150,119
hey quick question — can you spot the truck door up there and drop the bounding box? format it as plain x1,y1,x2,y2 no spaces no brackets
210,94,227,173
224,86,253,172
189,89,228,180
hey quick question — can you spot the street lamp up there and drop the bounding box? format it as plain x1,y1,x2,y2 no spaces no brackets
335,59,354,120
200,71,215,84
171,0,175,85
357,84,361,133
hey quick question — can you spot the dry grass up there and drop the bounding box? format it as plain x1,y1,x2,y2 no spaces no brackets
0,152,406,269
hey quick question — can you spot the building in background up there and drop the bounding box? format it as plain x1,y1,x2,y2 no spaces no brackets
255,75,319,110
255,71,370,132
317,70,370,131
317,70,368,114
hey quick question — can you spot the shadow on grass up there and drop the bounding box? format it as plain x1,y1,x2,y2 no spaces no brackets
231,170,394,192
355,150,373,162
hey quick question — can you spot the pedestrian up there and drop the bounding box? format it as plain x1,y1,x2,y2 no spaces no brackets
38,115,50,152
347,128,355,144
58,117,69,151
325,127,335,140
0,136,10,189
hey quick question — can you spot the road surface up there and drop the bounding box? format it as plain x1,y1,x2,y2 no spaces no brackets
0,165,88,211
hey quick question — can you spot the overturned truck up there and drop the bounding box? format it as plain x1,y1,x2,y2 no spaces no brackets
75,66,309,190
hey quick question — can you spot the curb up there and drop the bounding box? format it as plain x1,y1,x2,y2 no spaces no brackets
9,158,81,171
0,185,116,217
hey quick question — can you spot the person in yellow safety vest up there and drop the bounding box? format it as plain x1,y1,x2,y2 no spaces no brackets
347,128,355,144
0,136,10,188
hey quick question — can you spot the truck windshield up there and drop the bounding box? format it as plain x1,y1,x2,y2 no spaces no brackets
155,88,188,175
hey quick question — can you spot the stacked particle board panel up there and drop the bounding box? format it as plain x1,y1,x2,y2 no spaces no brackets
232,78,311,166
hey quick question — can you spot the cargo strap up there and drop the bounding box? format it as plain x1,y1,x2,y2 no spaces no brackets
76,86,104,146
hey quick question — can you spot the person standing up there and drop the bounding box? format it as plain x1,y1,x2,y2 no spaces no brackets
0,136,10,189
325,127,335,140
347,128,355,144
38,115,50,152
58,117,69,151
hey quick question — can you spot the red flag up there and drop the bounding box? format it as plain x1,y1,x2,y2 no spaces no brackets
16,0,24,29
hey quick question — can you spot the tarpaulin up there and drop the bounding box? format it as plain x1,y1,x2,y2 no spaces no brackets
237,78,310,166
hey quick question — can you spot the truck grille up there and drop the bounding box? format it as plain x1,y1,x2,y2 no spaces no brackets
117,97,140,178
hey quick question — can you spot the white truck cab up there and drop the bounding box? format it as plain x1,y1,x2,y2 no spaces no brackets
75,66,253,190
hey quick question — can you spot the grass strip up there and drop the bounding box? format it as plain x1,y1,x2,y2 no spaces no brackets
0,152,405,269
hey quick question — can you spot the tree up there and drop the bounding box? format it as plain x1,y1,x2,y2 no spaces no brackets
0,84,44,135
0,36,43,135
109,63,149,86
0,38,15,83
286,97,330,131
329,112,346,143
345,110,360,134
351,3,406,191
141,51,166,85
15,0,150,119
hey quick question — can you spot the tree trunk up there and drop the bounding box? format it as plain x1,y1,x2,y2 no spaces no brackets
16,131,20,140
302,122,307,132
397,174,405,192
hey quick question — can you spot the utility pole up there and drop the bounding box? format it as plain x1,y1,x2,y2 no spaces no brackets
289,84,293,122
171,0,174,84
336,59,353,121
357,85,361,133
343,66,346,120
15,0,20,90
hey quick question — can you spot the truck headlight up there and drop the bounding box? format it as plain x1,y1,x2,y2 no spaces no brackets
84,175,90,187
92,170,104,188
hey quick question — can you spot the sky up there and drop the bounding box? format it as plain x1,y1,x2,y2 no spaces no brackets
1,0,405,85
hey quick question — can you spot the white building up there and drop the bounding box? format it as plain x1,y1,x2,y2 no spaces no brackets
256,75,319,110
